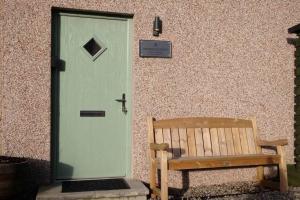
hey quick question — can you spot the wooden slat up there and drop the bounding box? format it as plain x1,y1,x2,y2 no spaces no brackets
239,128,249,154
187,128,196,156
246,128,256,154
148,117,155,155
171,128,181,158
232,128,242,155
163,128,172,158
257,139,288,147
155,129,163,158
251,117,261,153
251,117,264,182
277,145,288,192
218,128,227,156
210,128,220,156
147,117,156,198
153,117,253,128
168,154,280,170
155,129,164,143
225,128,235,155
179,128,188,157
195,128,204,156
203,128,213,156
160,150,168,200
150,159,157,199
150,143,169,151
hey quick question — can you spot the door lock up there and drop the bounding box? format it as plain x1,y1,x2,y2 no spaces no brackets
115,93,127,114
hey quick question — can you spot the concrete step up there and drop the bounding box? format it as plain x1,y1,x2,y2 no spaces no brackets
36,179,149,200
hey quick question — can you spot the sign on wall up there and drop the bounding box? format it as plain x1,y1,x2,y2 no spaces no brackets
139,40,172,58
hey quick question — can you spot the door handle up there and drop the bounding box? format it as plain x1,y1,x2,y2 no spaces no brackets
115,93,127,114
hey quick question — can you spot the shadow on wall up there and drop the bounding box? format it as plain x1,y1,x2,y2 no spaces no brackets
5,158,50,200
17,158,73,200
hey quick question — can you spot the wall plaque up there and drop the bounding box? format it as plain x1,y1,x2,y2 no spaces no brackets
139,40,172,58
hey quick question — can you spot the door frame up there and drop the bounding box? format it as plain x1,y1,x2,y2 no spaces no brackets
50,8,133,182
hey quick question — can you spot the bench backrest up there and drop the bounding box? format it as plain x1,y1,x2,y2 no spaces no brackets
148,117,259,158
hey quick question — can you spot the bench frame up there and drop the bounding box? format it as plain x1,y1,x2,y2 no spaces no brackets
147,116,288,200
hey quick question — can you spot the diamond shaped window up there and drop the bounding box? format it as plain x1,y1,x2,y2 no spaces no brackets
84,38,101,56
82,36,107,61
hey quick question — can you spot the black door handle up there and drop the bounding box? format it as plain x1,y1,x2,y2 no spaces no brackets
115,93,127,114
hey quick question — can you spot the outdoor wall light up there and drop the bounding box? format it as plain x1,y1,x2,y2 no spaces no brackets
153,16,162,36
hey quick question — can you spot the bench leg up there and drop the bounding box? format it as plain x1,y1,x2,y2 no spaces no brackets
150,159,157,199
277,146,288,192
256,166,264,182
161,151,168,200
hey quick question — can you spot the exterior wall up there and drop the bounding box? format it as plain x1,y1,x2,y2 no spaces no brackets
1,0,299,187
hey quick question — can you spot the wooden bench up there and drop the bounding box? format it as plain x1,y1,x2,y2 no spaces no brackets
147,116,288,200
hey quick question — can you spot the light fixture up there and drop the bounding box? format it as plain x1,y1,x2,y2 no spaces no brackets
153,16,162,36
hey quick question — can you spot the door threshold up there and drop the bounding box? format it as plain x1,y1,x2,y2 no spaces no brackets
36,178,148,200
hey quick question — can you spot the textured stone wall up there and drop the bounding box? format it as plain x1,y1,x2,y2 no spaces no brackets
1,0,300,187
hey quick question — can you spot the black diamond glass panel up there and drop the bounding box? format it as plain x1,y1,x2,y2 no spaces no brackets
83,38,102,57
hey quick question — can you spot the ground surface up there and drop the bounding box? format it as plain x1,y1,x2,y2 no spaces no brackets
169,182,299,200
165,165,300,199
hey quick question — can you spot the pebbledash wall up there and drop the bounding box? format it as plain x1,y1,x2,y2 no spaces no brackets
1,0,300,187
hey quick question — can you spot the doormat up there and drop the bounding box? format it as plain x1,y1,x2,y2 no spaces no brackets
61,178,130,193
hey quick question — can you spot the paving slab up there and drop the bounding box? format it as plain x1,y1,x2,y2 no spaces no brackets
36,179,148,200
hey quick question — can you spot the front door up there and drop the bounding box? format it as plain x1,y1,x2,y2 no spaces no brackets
52,12,132,179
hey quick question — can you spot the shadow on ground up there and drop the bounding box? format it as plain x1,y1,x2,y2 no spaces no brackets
144,180,296,200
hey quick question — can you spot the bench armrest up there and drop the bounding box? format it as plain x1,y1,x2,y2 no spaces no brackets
257,138,288,147
150,143,169,151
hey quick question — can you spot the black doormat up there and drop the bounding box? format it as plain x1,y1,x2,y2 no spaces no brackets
61,178,130,193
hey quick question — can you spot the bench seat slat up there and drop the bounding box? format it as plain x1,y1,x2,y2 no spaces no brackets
246,128,257,154
179,128,188,157
187,128,196,156
203,128,213,156
210,128,220,156
239,128,249,154
195,128,204,156
232,128,242,155
171,128,181,158
155,129,164,158
218,128,228,155
167,154,280,170
163,128,172,158
225,128,235,155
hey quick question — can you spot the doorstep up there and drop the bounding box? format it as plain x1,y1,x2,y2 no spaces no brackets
36,178,149,200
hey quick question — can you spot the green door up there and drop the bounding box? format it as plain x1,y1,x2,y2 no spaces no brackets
53,13,132,179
